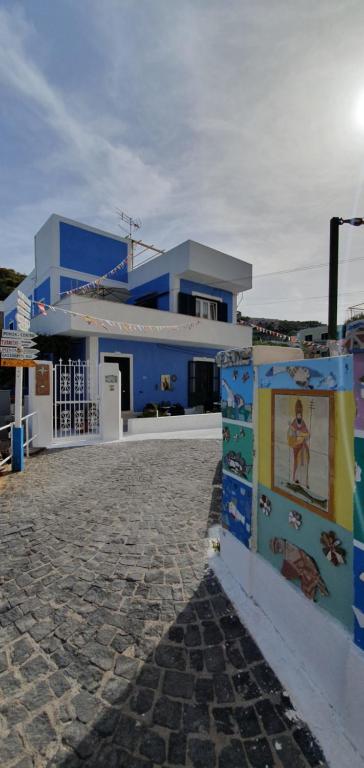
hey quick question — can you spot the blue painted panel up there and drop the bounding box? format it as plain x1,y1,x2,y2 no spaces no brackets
4,308,17,329
98,338,221,412
128,273,169,310
180,278,233,322
222,473,252,548
34,278,51,317
354,545,364,649
59,222,128,283
258,355,353,392
60,275,88,297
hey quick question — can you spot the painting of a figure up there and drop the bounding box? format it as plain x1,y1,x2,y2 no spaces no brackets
272,390,334,516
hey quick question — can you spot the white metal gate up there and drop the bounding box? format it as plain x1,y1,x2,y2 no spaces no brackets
53,359,100,440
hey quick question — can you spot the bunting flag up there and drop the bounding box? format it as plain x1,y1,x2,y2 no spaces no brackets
60,255,129,297
37,302,48,316
32,300,201,334
240,321,295,342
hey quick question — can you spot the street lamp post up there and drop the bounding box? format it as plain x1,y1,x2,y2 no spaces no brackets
328,217,364,339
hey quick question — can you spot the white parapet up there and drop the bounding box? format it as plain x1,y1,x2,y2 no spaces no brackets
128,412,222,435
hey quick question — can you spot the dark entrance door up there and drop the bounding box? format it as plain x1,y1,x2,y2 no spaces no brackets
104,356,131,411
188,361,220,411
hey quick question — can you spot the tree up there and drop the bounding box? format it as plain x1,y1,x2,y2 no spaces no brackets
0,268,26,300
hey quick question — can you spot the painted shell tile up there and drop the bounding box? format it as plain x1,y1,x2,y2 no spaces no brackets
259,494,272,516
320,531,346,567
288,510,302,530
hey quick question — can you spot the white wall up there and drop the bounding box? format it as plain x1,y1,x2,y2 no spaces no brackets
30,294,253,350
130,239,252,295
214,513,364,768
128,412,222,435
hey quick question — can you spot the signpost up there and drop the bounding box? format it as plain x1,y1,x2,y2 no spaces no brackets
0,359,36,368
0,293,38,471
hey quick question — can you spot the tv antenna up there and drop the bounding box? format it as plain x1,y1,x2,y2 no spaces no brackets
115,208,164,269
116,209,142,238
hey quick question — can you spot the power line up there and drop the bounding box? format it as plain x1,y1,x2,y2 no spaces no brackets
237,255,364,310
242,289,364,308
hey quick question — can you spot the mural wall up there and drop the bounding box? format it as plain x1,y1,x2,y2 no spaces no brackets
257,355,355,631
217,345,364,646
217,349,254,549
351,325,364,650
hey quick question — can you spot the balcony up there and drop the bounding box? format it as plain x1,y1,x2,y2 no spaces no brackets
30,294,252,350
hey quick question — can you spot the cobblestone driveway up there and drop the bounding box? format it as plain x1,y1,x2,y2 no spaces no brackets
0,440,327,768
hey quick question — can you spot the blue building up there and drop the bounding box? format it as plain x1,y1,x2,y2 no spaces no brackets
3,215,252,413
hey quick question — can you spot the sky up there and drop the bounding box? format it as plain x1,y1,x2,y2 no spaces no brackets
1,0,364,322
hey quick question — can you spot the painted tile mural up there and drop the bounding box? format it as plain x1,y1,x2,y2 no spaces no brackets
222,475,252,548
258,355,355,631
352,324,364,649
354,436,364,545
272,390,334,517
217,348,254,550
223,421,253,483
258,356,352,392
258,484,353,629
220,366,253,422
354,355,364,431
354,544,364,649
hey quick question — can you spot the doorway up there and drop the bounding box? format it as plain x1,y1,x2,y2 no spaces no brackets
103,355,132,411
188,360,220,410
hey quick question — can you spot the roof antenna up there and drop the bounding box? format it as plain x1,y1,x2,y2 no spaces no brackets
115,208,164,270
115,209,142,269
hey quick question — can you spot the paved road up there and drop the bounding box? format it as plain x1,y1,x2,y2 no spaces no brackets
0,440,327,768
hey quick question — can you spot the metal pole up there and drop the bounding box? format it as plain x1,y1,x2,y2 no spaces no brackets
328,217,340,340
12,366,24,471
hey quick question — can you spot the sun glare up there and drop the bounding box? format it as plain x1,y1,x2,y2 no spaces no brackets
354,91,364,129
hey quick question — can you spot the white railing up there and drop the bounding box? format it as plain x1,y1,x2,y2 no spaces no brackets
0,411,38,468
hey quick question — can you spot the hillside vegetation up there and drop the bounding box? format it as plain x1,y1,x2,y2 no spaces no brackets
0,267,26,300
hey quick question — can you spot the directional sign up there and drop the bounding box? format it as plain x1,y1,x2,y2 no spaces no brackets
17,291,31,308
0,359,36,368
1,330,37,340
15,314,30,331
1,348,38,360
17,300,31,317
1,337,37,348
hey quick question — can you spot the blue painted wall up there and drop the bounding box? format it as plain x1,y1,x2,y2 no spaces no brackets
128,273,170,310
98,337,220,411
59,222,128,283
180,278,233,322
34,278,51,317
4,307,17,329
60,275,88,297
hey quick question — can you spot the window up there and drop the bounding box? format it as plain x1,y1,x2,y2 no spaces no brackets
8,321,14,330
195,297,218,321
305,334,312,341
321,332,328,340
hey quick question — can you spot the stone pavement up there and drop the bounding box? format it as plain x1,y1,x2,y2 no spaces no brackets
0,440,328,768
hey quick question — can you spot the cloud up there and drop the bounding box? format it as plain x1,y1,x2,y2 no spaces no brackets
0,3,173,264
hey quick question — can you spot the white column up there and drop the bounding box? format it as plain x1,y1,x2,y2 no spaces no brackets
169,275,180,313
28,361,53,448
86,335,99,401
232,294,238,323
99,362,122,441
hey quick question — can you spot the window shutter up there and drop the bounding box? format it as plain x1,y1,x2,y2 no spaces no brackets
178,292,196,316
217,302,228,322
